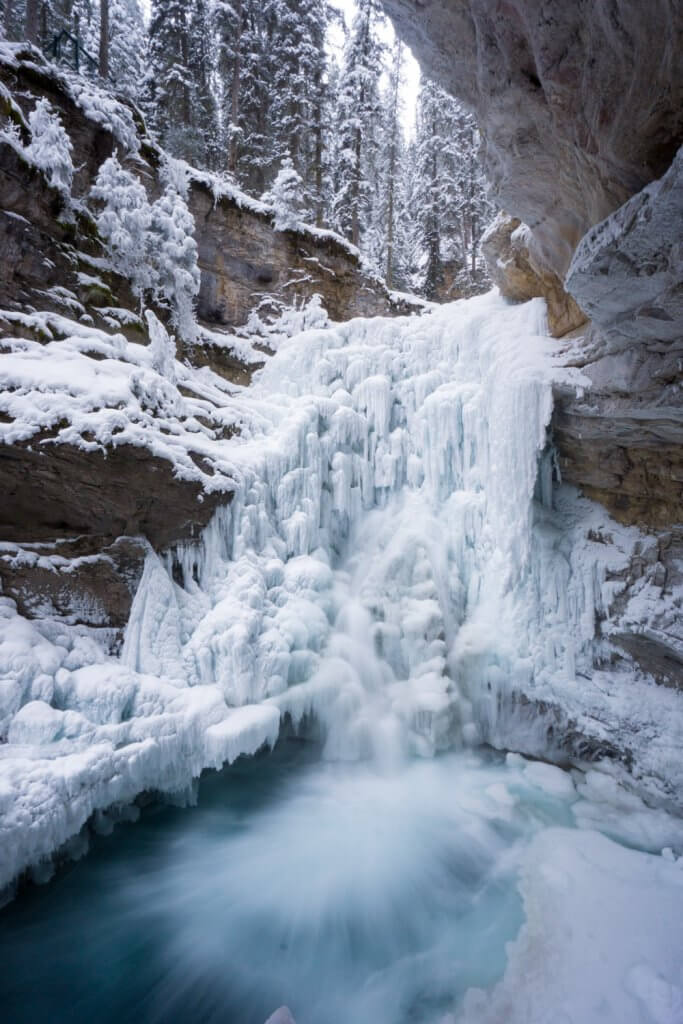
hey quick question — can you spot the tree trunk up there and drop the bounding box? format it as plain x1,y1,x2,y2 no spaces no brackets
4,0,15,39
25,0,39,43
99,0,109,78
351,124,362,248
228,0,242,173
313,70,324,227
385,41,403,288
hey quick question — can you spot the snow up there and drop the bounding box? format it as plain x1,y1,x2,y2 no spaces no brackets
458,827,683,1024
0,313,240,495
25,98,73,194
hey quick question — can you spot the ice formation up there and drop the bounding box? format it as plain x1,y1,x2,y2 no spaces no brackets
0,292,681,893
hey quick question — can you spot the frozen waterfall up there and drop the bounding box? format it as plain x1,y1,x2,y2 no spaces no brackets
125,292,562,761
5,290,679,895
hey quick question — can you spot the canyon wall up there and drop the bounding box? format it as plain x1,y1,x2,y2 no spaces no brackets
382,1,683,737
0,45,412,645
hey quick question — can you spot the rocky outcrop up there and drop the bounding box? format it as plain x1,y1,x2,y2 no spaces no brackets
0,45,416,636
190,181,408,329
0,437,227,549
481,213,586,337
381,0,683,281
0,47,410,333
553,149,683,529
565,146,683,351
0,536,147,637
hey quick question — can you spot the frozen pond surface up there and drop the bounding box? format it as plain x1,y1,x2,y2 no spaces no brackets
3,740,682,1024
0,743,575,1024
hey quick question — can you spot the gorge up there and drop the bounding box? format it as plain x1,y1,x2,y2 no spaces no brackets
0,2,682,1022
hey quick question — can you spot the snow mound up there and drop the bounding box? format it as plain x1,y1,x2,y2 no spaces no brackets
460,828,683,1024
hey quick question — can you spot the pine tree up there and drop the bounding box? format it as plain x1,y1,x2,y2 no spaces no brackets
268,0,329,202
382,36,403,287
186,0,218,167
412,77,495,298
148,185,201,342
108,0,146,98
265,154,304,231
26,97,73,192
91,154,153,294
331,0,385,248
146,1,192,156
213,0,242,173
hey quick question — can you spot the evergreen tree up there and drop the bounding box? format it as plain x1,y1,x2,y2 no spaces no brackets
331,0,384,248
265,154,304,231
108,0,146,97
268,0,329,202
26,96,73,192
186,0,218,167
412,77,495,297
146,1,192,155
147,0,218,168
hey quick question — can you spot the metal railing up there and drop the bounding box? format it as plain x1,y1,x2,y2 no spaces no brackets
49,28,98,77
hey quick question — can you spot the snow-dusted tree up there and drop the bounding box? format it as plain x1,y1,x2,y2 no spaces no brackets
108,0,146,97
232,1,275,192
265,154,304,231
186,0,218,167
148,186,201,342
268,0,329,192
91,154,152,292
412,77,495,297
213,0,242,173
92,159,200,340
331,0,385,247
145,309,176,381
146,0,192,155
26,97,73,193
146,0,218,167
382,36,403,287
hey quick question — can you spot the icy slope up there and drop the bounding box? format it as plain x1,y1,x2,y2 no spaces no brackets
1,292,681,893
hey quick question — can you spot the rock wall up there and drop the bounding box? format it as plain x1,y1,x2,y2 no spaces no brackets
0,45,413,644
382,1,683,770
382,0,683,280
0,47,405,331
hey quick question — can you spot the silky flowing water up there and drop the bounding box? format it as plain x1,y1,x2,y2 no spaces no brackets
0,741,582,1024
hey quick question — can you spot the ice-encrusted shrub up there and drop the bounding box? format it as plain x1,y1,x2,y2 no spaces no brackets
148,186,201,343
245,293,330,347
25,98,73,194
91,160,200,341
145,309,176,382
91,155,153,294
265,155,305,232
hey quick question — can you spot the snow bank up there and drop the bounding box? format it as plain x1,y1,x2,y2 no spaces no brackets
460,827,683,1024
0,311,242,495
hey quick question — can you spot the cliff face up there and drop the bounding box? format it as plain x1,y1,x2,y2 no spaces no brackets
0,46,405,331
382,0,683,280
382,1,683,758
0,45,412,646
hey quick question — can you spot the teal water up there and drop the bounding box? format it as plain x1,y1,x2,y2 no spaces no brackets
0,742,577,1024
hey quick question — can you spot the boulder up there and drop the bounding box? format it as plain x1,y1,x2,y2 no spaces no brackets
481,212,586,337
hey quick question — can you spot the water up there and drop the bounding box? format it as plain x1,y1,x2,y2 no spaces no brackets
0,741,578,1024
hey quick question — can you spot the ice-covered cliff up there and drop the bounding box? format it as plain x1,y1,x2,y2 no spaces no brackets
1,290,681,895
